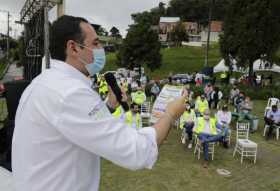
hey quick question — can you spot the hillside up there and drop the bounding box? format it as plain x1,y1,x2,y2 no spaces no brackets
104,44,222,79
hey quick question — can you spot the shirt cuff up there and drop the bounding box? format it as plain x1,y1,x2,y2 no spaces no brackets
138,127,158,169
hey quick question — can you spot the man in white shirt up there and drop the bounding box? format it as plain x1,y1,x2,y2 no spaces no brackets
216,105,232,147
264,105,280,139
12,15,186,191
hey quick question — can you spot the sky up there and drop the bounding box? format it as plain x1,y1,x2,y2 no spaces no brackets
0,0,170,38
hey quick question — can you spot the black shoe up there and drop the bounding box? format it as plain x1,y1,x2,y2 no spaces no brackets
223,141,229,149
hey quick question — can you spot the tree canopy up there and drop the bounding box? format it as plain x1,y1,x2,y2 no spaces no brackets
220,0,280,76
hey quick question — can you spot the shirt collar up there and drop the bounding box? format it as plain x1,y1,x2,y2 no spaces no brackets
50,59,92,87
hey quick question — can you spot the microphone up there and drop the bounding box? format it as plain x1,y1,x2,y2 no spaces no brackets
104,72,130,112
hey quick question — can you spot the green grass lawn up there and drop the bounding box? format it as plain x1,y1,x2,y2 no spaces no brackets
99,100,280,191
104,44,221,79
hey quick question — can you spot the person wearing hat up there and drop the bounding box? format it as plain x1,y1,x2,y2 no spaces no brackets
193,109,224,167
264,104,280,140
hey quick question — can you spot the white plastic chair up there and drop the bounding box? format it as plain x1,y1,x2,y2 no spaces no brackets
263,125,280,140
140,101,151,127
233,122,257,164
266,98,280,108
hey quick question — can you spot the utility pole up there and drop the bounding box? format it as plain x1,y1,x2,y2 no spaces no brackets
204,0,214,67
7,12,10,63
43,0,50,69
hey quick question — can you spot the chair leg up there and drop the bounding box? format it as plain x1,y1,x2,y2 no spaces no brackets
263,126,267,137
212,145,214,161
233,146,237,157
241,152,243,164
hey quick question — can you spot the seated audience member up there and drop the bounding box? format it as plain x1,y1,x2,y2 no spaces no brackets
131,87,146,106
216,105,232,147
150,82,160,102
234,92,245,112
180,102,196,149
193,109,224,168
233,96,256,131
209,87,223,109
264,105,280,140
195,94,209,117
229,85,240,104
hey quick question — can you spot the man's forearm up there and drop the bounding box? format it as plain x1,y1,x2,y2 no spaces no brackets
153,113,174,145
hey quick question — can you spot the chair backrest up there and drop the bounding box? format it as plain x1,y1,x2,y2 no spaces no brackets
141,101,150,114
236,122,250,140
267,98,280,108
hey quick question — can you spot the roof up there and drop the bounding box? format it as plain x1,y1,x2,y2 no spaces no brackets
210,21,223,32
160,17,180,23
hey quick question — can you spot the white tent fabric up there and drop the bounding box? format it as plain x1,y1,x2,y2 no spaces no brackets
213,59,229,73
213,59,238,73
253,59,280,73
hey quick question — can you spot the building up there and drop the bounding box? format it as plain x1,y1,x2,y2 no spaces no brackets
159,17,180,42
201,21,223,42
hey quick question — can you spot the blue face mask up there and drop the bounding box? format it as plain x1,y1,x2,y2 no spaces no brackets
77,44,106,76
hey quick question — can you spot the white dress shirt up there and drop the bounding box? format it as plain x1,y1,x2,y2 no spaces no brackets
216,111,232,125
12,59,158,191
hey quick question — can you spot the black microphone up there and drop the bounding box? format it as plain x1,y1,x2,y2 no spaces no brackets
104,72,130,112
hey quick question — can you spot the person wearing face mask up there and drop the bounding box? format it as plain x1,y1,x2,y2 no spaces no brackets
193,109,224,167
180,102,196,149
216,105,232,147
229,85,239,104
12,15,187,191
195,94,209,117
264,105,280,140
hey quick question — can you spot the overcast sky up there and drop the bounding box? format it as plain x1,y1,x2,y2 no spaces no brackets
0,0,170,38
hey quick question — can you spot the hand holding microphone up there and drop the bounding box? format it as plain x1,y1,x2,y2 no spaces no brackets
104,72,130,112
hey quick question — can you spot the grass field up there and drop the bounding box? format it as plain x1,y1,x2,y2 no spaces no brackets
99,100,280,191
104,44,221,79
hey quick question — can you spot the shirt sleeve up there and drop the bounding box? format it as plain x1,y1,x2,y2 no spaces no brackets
56,87,158,171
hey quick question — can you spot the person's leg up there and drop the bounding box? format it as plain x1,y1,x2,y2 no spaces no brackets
185,122,194,141
202,142,209,161
185,122,194,148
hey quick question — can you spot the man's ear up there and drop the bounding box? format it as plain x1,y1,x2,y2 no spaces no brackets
67,40,79,56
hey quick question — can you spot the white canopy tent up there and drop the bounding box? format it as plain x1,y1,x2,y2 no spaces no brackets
253,59,280,73
213,59,238,73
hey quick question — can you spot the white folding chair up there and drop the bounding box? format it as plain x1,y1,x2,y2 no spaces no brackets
266,98,280,108
194,135,215,161
233,122,257,164
263,125,280,140
140,101,151,127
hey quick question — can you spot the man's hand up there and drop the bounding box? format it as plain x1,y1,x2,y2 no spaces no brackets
165,95,187,121
107,86,128,110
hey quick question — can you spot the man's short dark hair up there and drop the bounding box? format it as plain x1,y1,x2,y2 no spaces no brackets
50,15,88,61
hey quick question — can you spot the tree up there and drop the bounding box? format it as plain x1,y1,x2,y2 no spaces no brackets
110,27,122,38
116,23,161,73
166,0,231,26
220,0,280,78
96,27,108,36
169,22,189,46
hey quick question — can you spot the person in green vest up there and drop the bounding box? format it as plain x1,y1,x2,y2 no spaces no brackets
193,109,224,168
195,94,209,117
180,102,196,149
126,104,142,129
98,76,108,100
131,88,146,106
